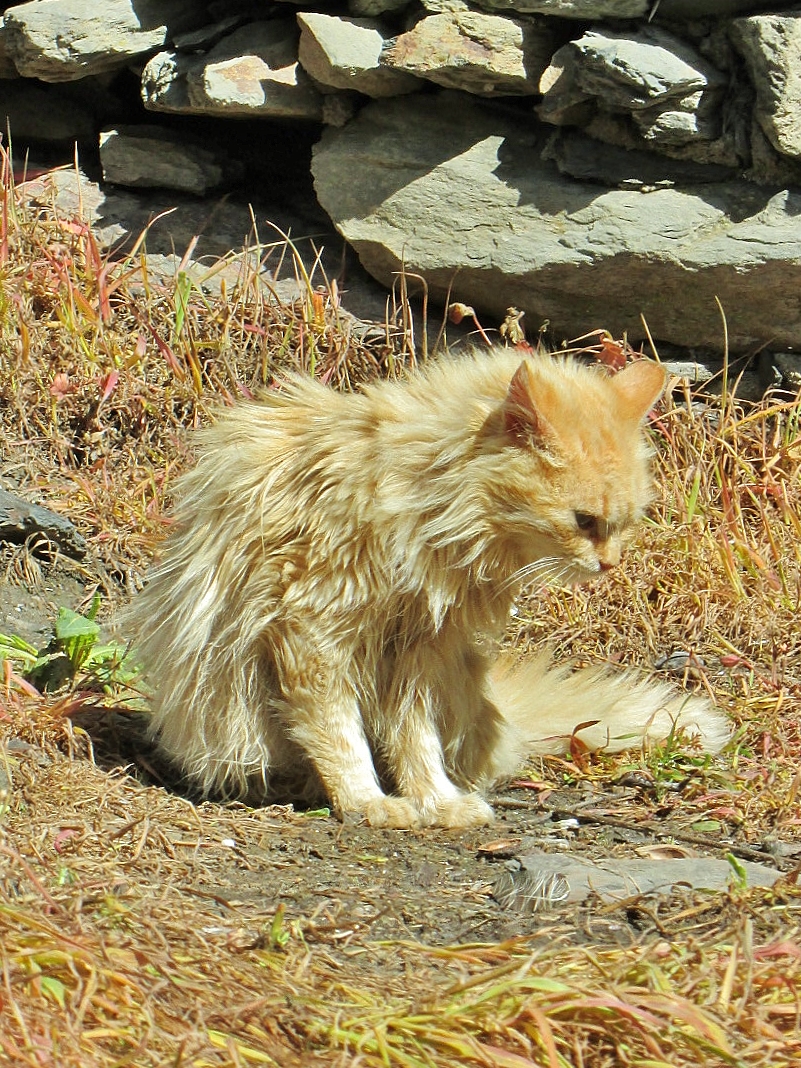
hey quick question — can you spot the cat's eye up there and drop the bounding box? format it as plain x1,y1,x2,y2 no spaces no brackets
575,512,600,537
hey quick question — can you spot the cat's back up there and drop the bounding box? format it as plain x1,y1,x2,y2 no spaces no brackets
196,352,515,466
197,348,627,476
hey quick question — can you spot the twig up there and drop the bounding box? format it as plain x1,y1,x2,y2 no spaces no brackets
548,809,787,867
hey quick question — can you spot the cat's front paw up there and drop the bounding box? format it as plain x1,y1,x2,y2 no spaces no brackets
362,796,423,829
428,792,494,829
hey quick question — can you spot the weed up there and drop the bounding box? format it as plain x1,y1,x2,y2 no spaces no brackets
0,594,138,695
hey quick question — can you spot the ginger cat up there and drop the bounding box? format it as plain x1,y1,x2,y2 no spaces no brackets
127,349,729,828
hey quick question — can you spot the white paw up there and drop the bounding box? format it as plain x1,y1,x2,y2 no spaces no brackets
425,792,495,829
361,796,423,829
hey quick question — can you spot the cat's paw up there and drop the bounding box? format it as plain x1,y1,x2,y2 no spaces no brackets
428,792,494,829
362,796,423,829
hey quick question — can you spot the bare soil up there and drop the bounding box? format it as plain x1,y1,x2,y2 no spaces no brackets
2,555,794,959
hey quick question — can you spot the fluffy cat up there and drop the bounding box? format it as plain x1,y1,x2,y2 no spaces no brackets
126,348,730,829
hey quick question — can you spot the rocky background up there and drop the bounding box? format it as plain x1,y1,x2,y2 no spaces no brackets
2,0,801,386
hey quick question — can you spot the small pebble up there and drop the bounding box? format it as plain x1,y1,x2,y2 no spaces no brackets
654,650,705,674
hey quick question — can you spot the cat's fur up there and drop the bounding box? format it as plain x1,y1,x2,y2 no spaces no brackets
126,349,729,829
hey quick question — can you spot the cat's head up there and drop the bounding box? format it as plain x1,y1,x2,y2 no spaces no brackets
488,356,666,586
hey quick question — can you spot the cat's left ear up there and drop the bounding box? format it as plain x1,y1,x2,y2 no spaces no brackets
611,360,666,422
502,360,555,445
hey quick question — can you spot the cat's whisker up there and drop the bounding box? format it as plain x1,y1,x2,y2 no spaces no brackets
509,559,558,584
504,557,567,592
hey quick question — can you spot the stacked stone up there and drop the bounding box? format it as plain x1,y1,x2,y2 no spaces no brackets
2,0,801,355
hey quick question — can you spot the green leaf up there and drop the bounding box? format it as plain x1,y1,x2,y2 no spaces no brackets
726,852,748,890
40,976,67,1009
174,270,192,338
55,607,100,643
691,819,722,834
686,467,702,523
85,590,101,622
0,632,38,657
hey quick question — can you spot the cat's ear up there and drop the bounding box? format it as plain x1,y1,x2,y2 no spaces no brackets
502,360,554,444
611,360,666,422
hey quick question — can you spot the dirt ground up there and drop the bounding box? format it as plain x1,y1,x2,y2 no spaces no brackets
3,555,796,957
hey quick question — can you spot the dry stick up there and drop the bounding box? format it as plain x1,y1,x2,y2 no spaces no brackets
715,295,729,412
639,313,660,362
0,843,66,912
546,808,790,867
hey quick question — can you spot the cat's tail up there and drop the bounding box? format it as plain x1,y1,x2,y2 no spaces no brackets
486,651,730,781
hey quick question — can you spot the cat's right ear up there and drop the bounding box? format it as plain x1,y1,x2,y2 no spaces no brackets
502,361,553,445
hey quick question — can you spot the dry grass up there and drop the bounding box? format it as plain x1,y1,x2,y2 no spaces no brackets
0,147,800,1067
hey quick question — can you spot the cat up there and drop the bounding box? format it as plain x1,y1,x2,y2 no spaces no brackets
125,348,730,829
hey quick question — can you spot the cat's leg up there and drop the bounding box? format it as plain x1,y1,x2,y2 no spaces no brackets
271,623,423,827
378,645,501,829
274,656,419,827
374,677,494,828
385,709,495,829
289,692,423,829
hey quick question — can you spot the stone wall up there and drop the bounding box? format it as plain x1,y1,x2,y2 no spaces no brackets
2,0,801,363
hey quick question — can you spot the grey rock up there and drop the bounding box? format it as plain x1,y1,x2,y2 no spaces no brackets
0,24,18,78
313,91,801,353
99,126,237,195
131,253,270,300
171,17,243,53
382,11,555,96
516,848,780,905
348,0,411,13
471,0,648,15
582,106,741,170
298,13,421,97
143,21,324,120
539,26,736,167
0,488,87,559
19,166,347,299
544,128,736,186
730,13,801,160
141,50,194,112
538,50,594,126
657,0,787,16
418,0,472,11
493,867,570,912
662,360,715,384
633,88,722,146
322,92,362,127
543,26,725,114
702,368,763,403
3,0,201,83
747,115,801,187
758,351,801,395
21,168,130,249
773,352,801,393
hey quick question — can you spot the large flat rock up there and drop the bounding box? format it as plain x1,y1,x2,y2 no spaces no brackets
143,21,323,120
382,11,554,96
297,12,421,97
312,91,801,352
2,0,198,82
